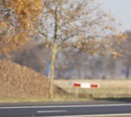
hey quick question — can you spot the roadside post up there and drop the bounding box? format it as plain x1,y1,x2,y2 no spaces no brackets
76,88,79,98
66,82,73,94
92,89,96,98
46,61,51,80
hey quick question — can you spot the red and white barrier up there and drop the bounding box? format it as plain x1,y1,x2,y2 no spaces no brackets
67,82,100,98
67,82,100,88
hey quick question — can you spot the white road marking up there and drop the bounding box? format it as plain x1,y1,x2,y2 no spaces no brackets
0,103,131,109
37,110,68,113
44,113,131,117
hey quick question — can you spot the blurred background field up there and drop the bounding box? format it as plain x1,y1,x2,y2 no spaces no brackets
54,79,131,99
1,31,131,80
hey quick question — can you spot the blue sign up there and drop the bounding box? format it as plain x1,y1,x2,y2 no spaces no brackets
46,61,51,77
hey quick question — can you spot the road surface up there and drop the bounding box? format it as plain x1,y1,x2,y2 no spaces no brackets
0,100,131,117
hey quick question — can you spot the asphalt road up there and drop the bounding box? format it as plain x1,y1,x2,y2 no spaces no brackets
0,100,131,117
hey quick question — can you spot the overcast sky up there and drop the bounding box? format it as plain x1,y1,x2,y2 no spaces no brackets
96,0,131,31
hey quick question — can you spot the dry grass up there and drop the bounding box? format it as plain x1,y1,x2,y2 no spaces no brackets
0,79,131,103
54,79,131,98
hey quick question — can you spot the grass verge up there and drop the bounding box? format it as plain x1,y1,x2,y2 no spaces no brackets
0,79,131,103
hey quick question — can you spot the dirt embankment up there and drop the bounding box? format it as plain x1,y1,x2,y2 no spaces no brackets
0,60,66,98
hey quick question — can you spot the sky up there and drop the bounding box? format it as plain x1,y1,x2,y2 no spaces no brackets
96,0,131,31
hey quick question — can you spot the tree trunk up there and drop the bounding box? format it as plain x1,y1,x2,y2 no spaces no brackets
49,7,58,99
126,64,129,79
49,48,57,99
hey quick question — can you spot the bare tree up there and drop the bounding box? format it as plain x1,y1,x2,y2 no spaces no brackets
119,31,131,78
37,0,126,98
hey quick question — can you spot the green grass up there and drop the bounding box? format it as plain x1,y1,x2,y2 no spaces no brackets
0,96,93,103
0,97,49,103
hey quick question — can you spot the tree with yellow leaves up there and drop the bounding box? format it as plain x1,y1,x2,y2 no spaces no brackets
37,0,127,98
0,0,43,53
